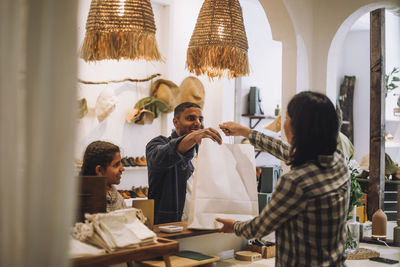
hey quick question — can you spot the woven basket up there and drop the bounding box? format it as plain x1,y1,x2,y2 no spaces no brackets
186,0,249,79
81,0,162,62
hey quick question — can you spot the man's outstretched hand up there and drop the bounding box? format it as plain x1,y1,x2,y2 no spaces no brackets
177,127,222,153
189,127,222,145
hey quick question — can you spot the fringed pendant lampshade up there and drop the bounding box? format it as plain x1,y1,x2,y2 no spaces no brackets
186,0,249,79
81,0,162,62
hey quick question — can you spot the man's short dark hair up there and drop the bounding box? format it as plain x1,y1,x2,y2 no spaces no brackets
174,102,201,118
287,91,338,167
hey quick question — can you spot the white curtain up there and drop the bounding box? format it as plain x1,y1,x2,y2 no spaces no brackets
0,0,78,266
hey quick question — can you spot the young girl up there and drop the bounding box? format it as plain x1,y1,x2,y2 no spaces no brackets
81,141,127,212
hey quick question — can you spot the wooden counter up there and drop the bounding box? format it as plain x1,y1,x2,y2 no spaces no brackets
153,221,218,239
71,237,178,267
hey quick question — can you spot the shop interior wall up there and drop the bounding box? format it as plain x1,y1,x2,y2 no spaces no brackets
76,0,283,188
337,11,400,164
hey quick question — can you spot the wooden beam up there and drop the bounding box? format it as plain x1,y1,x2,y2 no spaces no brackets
368,8,386,220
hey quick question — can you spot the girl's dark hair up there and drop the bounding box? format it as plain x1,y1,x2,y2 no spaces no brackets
80,141,120,175
287,91,338,167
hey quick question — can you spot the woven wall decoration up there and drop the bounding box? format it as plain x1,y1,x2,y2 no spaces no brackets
81,0,162,62
186,0,249,79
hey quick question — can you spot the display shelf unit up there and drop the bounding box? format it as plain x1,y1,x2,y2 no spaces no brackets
72,237,179,267
124,166,148,171
356,178,400,221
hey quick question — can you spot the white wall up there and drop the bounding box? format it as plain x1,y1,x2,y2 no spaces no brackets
76,0,283,189
337,10,400,164
76,1,169,161
384,11,400,163
240,0,282,118
338,30,370,163
239,0,282,167
385,10,400,121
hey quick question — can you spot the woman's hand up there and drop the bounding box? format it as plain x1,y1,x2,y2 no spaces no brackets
215,218,236,233
219,122,251,138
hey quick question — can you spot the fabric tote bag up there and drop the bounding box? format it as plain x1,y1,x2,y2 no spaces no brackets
187,139,258,229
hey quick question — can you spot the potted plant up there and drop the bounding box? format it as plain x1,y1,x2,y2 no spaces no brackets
344,158,364,254
385,67,400,116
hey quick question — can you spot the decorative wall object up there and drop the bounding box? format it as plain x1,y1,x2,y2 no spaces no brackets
186,0,249,79
178,76,205,108
81,0,162,62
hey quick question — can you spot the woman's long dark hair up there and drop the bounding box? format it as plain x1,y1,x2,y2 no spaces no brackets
80,141,120,175
287,91,338,167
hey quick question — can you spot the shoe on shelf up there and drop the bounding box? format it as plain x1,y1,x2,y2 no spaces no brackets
136,156,147,166
143,186,148,197
118,190,131,199
121,157,130,167
140,156,147,166
129,190,137,198
128,157,137,167
134,186,146,198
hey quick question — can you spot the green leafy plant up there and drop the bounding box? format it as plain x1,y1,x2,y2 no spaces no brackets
385,67,400,97
345,157,363,253
345,226,359,251
347,160,363,217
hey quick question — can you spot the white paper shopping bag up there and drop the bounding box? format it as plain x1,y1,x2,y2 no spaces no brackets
187,139,258,229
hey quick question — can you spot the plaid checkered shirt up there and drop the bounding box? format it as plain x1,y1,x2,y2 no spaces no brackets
234,130,350,267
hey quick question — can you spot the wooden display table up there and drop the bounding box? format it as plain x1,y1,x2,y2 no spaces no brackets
71,237,178,267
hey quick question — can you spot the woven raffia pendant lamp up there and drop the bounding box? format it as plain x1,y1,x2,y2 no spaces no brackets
81,0,162,62
186,0,249,79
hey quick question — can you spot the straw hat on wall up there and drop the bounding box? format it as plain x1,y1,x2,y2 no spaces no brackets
150,79,180,112
178,76,205,108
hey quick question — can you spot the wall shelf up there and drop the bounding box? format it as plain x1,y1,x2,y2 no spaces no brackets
242,114,266,129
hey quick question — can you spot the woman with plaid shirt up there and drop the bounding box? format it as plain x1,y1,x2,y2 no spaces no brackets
218,91,349,267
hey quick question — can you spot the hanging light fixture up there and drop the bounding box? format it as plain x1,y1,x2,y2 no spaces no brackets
186,0,249,79
80,0,162,62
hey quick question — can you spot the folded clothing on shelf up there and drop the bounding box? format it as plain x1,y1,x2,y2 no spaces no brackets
71,208,156,252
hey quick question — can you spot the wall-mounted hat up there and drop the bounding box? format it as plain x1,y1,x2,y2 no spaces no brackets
95,88,118,122
126,108,154,125
78,98,88,119
150,79,180,113
178,76,205,108
134,96,169,118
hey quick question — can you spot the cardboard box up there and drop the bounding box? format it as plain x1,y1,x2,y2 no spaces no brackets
132,199,154,229
246,244,275,259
